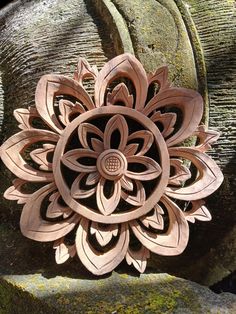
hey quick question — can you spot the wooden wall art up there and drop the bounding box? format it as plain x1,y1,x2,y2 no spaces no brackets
0,53,224,275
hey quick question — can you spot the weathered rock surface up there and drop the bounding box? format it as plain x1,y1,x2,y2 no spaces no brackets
1,267,236,313
3,273,236,314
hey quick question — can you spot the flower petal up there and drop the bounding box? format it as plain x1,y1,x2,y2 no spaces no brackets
130,195,189,255
123,143,139,157
121,180,145,206
54,238,76,264
103,115,128,151
47,192,72,219
107,83,133,108
165,147,224,200
86,171,100,186
120,175,134,191
169,159,191,186
20,183,80,241
59,99,85,126
95,53,148,110
4,179,31,204
126,156,162,181
143,88,203,147
91,138,104,153
184,200,212,223
71,173,96,199
140,204,164,230
78,123,104,149
0,129,59,182
61,148,98,172
147,66,170,92
194,125,220,152
90,222,118,247
73,57,98,85
126,246,150,273
96,178,121,215
14,107,39,130
30,143,55,171
76,218,129,275
35,74,94,133
150,111,177,138
127,130,154,156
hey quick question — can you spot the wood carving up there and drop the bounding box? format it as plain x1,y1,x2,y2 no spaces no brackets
0,53,224,275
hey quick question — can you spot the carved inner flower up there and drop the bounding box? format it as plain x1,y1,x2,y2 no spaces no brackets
0,53,224,275
60,114,162,217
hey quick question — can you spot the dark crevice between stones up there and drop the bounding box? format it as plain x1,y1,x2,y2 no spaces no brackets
210,271,236,294
0,0,13,10
85,0,119,61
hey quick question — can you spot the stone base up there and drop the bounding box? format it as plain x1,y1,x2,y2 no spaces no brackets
1,272,236,314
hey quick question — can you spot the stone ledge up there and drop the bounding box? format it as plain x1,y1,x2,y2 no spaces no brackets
0,278,59,314
1,271,236,314
0,224,235,314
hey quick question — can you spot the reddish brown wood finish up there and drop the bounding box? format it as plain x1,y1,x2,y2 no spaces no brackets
0,53,224,275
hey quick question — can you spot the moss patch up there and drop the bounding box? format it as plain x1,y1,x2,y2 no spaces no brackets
112,0,198,90
2,271,235,313
0,278,58,314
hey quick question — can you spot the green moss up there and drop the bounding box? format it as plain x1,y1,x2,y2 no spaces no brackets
112,0,198,90
2,270,233,313
59,277,203,314
100,285,201,314
175,0,208,124
143,292,177,313
0,279,58,314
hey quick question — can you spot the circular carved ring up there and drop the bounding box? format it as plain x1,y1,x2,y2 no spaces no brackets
53,106,169,224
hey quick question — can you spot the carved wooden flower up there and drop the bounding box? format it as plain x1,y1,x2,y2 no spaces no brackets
0,53,223,275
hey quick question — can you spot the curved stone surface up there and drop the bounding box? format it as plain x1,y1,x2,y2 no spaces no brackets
111,0,199,89
89,0,134,54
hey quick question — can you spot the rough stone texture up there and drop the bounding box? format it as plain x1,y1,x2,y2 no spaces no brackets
0,0,235,307
3,272,236,314
183,0,236,186
0,0,115,140
174,0,236,285
0,278,58,314
111,0,198,89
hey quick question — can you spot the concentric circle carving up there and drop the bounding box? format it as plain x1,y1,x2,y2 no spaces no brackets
0,53,223,275
53,107,169,223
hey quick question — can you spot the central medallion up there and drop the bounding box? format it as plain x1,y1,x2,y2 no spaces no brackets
53,106,169,224
97,149,127,180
